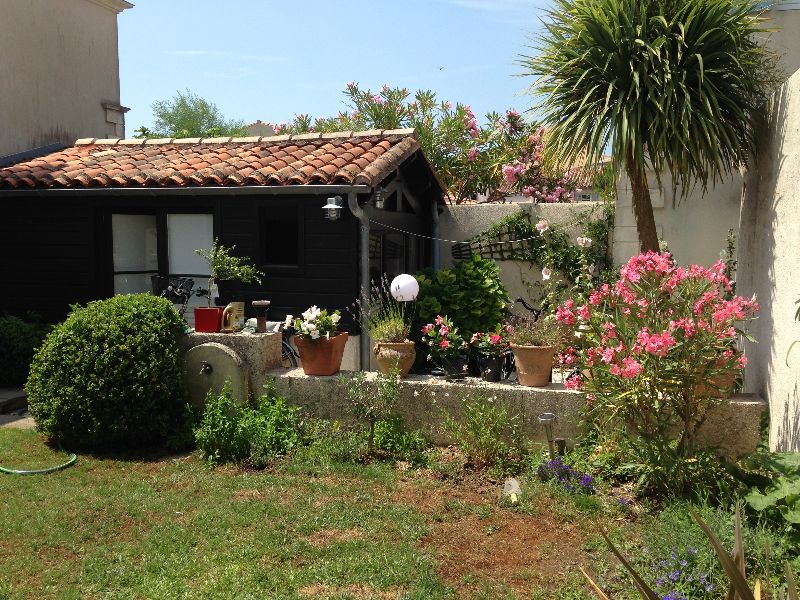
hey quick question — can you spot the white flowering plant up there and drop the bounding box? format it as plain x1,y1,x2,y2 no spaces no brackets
290,305,341,341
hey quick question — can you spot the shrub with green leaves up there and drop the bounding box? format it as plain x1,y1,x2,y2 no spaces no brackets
373,415,428,466
745,452,800,533
0,314,49,387
194,380,305,467
414,255,509,338
26,295,185,448
441,392,525,472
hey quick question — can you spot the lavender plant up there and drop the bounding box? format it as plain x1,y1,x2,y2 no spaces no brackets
537,455,596,494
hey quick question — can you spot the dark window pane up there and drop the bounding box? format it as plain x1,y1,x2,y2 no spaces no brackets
264,206,300,266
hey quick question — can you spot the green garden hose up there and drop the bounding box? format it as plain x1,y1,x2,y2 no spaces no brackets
0,449,77,475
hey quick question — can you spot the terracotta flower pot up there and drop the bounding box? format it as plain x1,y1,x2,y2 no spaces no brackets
373,341,416,377
511,344,556,387
695,371,736,398
194,307,224,333
295,332,349,376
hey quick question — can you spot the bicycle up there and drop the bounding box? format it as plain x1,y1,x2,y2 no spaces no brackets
151,276,205,318
264,320,300,368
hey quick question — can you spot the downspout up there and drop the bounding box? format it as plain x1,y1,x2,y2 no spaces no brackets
431,197,440,270
347,191,371,370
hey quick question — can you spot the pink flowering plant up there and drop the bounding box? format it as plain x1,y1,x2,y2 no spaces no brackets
421,315,467,360
469,327,510,358
267,82,579,204
557,252,758,492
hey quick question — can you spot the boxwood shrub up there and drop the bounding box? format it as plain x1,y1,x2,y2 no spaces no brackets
26,294,186,448
0,315,49,387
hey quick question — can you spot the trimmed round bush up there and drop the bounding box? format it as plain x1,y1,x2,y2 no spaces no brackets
0,315,48,387
27,294,186,448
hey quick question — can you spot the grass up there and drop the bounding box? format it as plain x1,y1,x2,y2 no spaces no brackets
1,428,795,599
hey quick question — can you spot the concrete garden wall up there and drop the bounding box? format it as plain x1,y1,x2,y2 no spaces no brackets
270,369,766,459
738,67,800,452
438,202,602,307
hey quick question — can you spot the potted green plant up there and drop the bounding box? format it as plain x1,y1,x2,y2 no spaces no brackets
358,277,416,377
508,316,564,387
421,315,468,380
291,306,347,376
194,239,264,333
470,327,510,382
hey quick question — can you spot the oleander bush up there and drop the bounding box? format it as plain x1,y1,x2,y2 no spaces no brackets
26,295,186,448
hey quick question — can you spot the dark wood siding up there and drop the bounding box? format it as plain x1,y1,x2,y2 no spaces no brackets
218,195,360,331
1,199,97,321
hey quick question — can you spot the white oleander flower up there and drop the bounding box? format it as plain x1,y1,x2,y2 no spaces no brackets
542,267,552,281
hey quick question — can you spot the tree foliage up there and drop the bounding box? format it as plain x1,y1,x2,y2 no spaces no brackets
135,89,247,138
521,0,779,250
264,83,579,203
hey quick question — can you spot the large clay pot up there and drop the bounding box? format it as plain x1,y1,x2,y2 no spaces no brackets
194,307,224,333
695,371,736,398
373,341,416,377
511,344,556,387
294,332,349,376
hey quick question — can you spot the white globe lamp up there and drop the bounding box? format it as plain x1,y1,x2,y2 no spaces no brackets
390,274,419,302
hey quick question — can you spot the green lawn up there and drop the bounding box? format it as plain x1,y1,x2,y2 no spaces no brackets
0,428,634,600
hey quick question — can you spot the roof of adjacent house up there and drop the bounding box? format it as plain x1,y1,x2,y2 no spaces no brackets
0,129,435,191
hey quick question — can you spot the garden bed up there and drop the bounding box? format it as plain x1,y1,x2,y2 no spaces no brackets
269,368,767,458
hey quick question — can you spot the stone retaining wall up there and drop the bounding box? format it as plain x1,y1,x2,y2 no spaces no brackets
269,369,767,458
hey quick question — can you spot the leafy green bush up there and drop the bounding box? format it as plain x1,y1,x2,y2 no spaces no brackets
26,295,185,448
290,420,368,468
0,315,49,387
194,380,305,467
241,383,304,468
193,381,249,465
745,452,800,533
373,416,428,465
441,392,525,472
414,255,509,338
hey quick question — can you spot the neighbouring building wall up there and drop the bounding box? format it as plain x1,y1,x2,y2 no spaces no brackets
0,0,131,158
439,202,603,308
738,67,800,452
613,169,744,267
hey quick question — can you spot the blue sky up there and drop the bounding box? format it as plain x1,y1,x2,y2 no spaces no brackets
119,0,551,134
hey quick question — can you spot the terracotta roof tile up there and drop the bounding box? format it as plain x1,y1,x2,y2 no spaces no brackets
0,130,427,190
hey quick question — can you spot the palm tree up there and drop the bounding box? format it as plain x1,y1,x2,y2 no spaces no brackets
521,0,778,252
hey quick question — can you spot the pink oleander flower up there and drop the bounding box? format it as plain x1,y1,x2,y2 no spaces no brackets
502,164,518,185
565,374,583,390
522,186,535,198
577,304,590,321
440,339,449,349
421,324,434,334
556,299,576,326
737,354,748,368
435,315,443,326
636,328,676,357
467,147,477,162
489,334,502,344
439,326,449,336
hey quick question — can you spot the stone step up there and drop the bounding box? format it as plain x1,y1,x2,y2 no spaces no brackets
0,389,27,414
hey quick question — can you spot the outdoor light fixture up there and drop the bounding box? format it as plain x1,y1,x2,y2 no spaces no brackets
538,412,556,459
390,274,419,301
322,196,343,221
373,186,386,210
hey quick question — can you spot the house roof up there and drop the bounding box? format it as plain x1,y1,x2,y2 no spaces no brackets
0,129,434,191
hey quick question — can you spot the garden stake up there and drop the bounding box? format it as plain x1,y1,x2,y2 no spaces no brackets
538,412,556,459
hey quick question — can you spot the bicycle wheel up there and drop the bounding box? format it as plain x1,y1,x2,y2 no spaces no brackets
281,341,298,368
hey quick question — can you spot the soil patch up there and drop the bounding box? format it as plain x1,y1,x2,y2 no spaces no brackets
298,583,402,599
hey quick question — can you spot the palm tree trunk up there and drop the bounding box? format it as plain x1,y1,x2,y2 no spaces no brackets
625,156,660,253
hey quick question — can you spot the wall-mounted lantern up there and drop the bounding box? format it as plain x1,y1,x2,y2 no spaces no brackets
373,186,387,210
322,196,343,221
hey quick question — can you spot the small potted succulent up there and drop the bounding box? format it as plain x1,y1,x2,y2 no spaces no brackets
291,305,347,376
470,327,510,382
421,315,468,380
508,316,565,387
194,239,264,333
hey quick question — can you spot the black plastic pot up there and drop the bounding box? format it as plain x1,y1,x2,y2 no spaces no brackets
477,355,502,382
440,354,468,380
